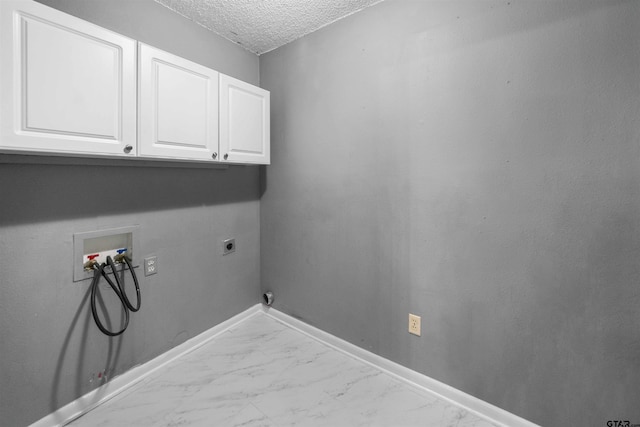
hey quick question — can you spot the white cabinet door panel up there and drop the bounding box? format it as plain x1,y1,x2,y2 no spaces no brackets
0,0,137,156
138,43,219,161
219,74,270,165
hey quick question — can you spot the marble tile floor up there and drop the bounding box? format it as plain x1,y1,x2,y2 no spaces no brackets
68,312,500,427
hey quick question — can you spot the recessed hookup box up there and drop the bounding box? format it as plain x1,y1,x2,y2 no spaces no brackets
73,225,140,282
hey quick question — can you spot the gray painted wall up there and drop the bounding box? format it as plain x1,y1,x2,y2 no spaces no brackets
260,1,640,426
0,1,260,426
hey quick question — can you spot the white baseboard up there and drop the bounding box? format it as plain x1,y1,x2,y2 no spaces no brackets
33,304,538,427
264,307,540,427
30,305,263,427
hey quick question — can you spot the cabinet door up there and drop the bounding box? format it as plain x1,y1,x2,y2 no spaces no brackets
219,74,270,165
138,43,219,161
0,0,137,156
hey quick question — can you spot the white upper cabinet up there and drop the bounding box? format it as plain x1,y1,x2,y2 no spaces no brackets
0,0,137,156
220,74,270,165
0,0,270,165
138,43,219,161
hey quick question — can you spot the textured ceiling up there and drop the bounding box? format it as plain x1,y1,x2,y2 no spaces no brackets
154,0,384,55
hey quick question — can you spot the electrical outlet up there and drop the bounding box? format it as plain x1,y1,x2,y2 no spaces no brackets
408,313,421,336
144,256,157,276
223,238,236,255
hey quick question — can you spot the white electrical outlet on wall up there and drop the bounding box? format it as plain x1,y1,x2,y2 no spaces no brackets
144,256,158,276
408,313,421,336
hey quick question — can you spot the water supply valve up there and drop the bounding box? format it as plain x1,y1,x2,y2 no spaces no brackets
83,254,100,271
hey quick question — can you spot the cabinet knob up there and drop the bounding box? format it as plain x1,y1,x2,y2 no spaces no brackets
223,153,228,160
212,152,217,159
123,144,133,153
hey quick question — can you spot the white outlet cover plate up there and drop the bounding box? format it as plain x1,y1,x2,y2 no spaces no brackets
144,256,158,276
409,314,421,336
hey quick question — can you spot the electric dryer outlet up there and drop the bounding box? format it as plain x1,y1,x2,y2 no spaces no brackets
223,238,236,255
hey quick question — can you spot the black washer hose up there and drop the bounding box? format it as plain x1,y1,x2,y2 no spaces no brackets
106,255,141,312
90,261,130,336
